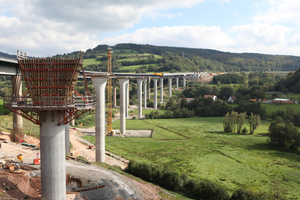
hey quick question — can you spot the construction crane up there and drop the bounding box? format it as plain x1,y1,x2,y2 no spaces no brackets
105,48,114,136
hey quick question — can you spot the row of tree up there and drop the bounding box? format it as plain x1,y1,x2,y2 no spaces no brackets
223,111,261,134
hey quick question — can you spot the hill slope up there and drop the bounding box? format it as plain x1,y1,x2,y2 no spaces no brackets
273,68,300,92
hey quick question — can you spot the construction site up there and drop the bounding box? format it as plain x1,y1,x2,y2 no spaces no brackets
0,49,188,199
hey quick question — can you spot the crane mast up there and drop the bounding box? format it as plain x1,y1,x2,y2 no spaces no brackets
106,48,114,136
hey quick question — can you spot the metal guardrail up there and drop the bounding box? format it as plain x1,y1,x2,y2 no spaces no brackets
3,94,97,110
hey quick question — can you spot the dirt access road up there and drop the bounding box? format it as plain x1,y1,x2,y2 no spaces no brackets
0,130,169,199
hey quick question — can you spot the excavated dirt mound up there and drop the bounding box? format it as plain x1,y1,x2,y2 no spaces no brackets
0,171,41,199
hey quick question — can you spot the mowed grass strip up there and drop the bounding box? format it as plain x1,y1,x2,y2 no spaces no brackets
83,117,300,198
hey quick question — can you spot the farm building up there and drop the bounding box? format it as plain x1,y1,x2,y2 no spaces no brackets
273,98,293,103
228,96,236,103
203,95,217,101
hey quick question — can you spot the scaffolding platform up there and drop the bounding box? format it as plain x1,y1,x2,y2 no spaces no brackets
4,51,96,125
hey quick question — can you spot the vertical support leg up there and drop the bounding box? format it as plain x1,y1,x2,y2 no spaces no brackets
125,81,128,118
160,78,164,103
148,77,151,100
113,78,117,108
40,111,66,200
12,75,23,142
144,79,147,109
176,77,179,89
168,78,172,98
153,79,158,109
137,79,143,119
183,77,186,90
92,77,107,163
65,123,70,155
119,79,129,134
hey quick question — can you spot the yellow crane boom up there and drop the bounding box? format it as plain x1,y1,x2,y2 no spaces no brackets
106,48,114,136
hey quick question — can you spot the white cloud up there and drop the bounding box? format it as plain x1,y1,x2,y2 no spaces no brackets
220,0,230,4
0,0,205,56
228,22,292,54
99,25,236,50
252,0,300,24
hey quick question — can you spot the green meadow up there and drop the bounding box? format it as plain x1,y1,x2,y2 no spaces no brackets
83,58,102,67
83,117,300,198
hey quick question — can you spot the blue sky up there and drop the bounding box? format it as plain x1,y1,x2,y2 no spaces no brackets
1,0,300,57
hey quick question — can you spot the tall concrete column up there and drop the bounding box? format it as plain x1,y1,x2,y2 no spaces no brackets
183,77,186,90
40,110,66,200
153,79,158,109
127,81,130,114
176,77,179,89
119,79,129,134
137,79,143,119
168,77,172,98
148,77,151,100
125,80,129,118
71,119,75,126
160,78,164,103
92,77,107,163
144,79,147,109
113,78,117,108
65,123,70,155
12,75,22,142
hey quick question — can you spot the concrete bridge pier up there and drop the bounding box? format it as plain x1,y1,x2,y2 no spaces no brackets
40,110,66,200
183,77,186,90
176,77,179,89
168,78,172,98
92,77,107,163
144,79,147,109
148,77,151,100
65,123,70,155
153,78,158,109
12,75,22,142
137,79,143,118
125,80,129,118
113,78,117,108
119,78,129,134
160,78,164,103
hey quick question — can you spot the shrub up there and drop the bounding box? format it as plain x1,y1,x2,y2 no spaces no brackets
195,180,230,200
268,116,300,150
241,127,248,134
231,188,267,200
125,160,230,199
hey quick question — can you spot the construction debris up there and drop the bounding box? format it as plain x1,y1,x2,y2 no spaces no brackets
71,185,106,192
66,155,91,165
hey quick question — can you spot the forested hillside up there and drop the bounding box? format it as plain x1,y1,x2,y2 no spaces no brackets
273,68,300,92
56,43,300,73
0,52,17,60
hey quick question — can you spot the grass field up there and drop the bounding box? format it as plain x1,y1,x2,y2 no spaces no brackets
262,103,300,116
83,117,300,198
128,108,166,116
83,58,103,67
120,63,160,71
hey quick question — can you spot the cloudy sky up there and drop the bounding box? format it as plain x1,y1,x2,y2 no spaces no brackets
1,0,300,57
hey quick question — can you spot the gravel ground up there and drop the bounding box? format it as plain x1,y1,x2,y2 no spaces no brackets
66,160,161,200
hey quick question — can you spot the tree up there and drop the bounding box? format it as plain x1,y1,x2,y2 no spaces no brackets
180,96,188,109
236,112,247,134
223,112,233,133
248,113,261,135
269,116,300,150
219,85,234,100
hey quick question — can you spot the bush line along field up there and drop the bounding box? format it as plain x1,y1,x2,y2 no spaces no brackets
83,117,300,198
